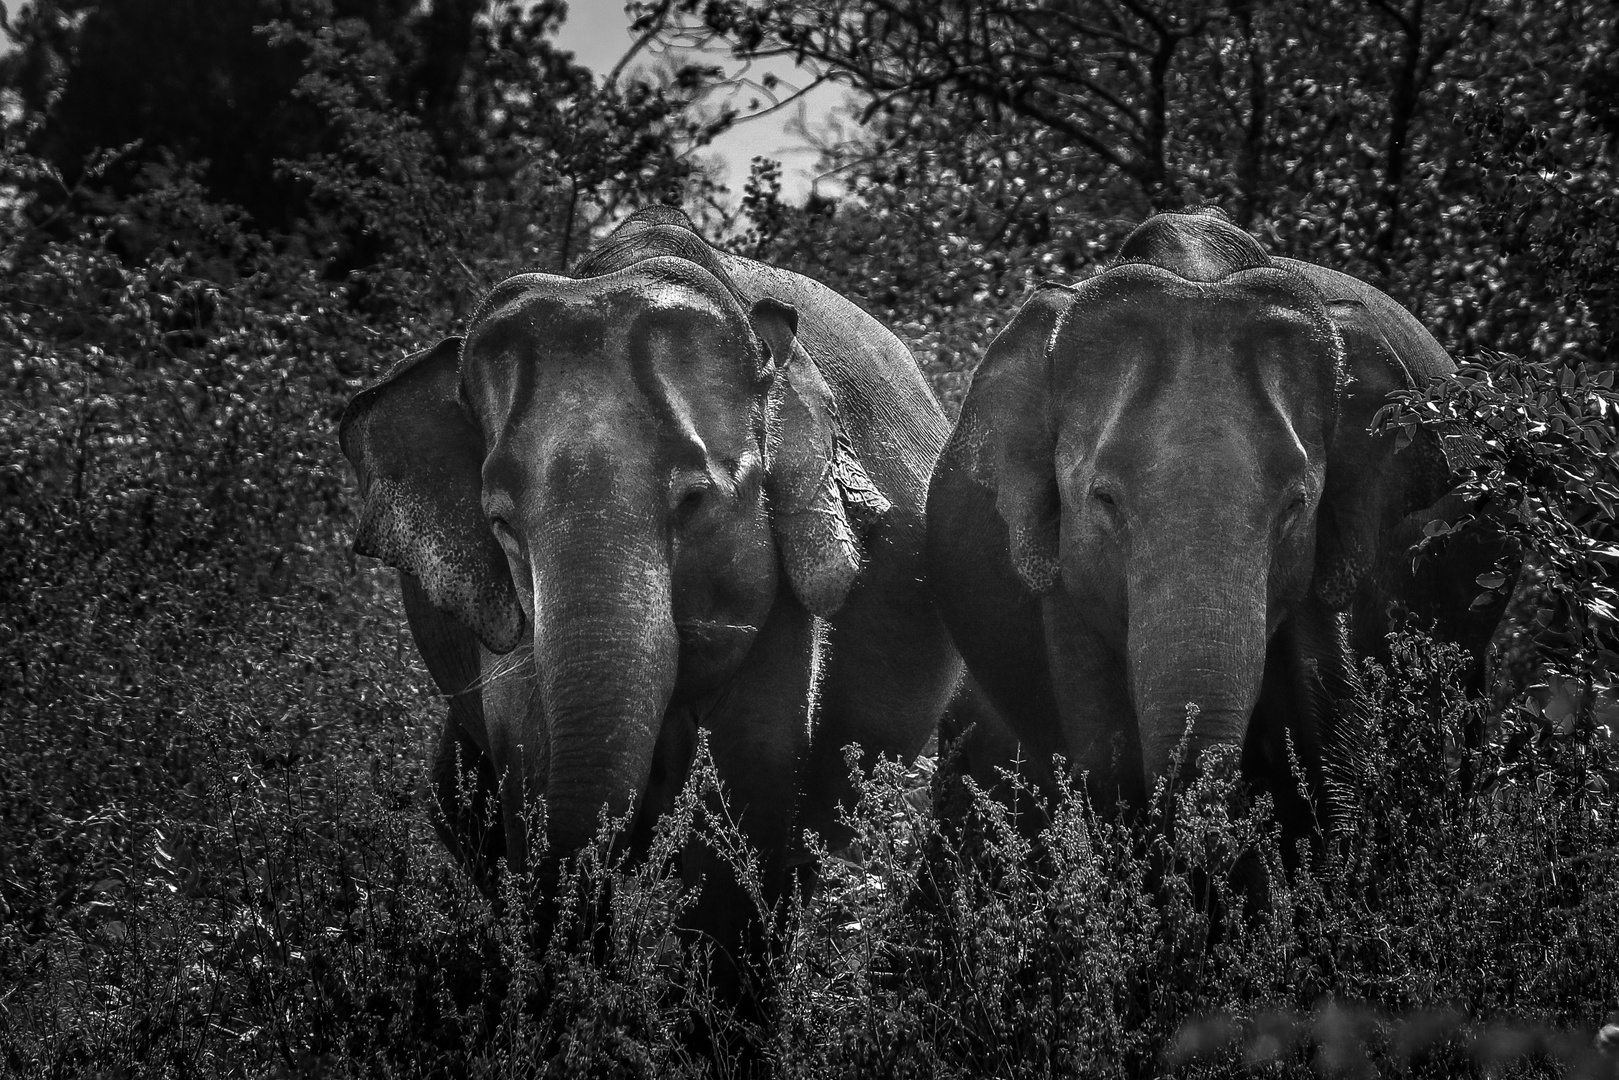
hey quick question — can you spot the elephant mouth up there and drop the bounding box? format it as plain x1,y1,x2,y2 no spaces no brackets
675,619,760,646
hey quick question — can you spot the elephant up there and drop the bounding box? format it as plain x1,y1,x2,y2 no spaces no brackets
926,209,1512,835
339,206,960,1001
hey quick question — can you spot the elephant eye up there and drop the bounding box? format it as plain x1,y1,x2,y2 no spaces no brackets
671,475,715,519
486,516,531,584
1280,493,1309,533
488,516,521,551
1090,483,1121,515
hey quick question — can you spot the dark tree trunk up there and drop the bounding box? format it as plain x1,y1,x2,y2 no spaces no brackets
1234,0,1270,227
1377,0,1426,258
1143,32,1181,207
413,0,484,144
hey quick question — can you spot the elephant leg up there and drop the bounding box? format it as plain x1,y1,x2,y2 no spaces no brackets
935,671,1054,838
1246,645,1317,865
400,575,513,893
1042,591,1143,812
681,595,819,1018
1353,498,1517,696
625,707,699,866
1248,595,1363,858
1411,518,1518,693
791,540,959,852
427,717,507,897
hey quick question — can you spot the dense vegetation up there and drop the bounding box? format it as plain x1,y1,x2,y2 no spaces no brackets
2,0,1617,1075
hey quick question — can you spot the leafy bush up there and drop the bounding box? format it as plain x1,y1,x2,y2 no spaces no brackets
8,612,1619,1076
789,631,1619,1079
1377,354,1619,730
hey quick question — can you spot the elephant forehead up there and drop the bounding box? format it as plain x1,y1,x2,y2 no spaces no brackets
461,265,757,407
459,272,765,499
1059,265,1340,382
468,265,743,357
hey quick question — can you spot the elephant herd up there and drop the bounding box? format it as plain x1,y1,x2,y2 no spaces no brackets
339,205,1512,1012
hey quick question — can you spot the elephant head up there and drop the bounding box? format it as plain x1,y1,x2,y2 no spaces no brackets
339,253,886,871
929,210,1455,807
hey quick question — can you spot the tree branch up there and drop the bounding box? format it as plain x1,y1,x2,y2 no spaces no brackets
608,0,675,87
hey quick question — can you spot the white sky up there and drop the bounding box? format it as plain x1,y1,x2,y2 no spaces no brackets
0,0,848,202
554,1,849,202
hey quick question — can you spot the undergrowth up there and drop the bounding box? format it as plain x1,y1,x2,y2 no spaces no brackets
6,561,1619,1079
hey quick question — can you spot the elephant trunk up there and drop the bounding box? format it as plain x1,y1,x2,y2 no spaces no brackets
529,504,678,862
1128,544,1270,788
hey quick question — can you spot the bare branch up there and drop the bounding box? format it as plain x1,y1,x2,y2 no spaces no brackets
1364,0,1415,35
607,0,676,87
719,71,840,128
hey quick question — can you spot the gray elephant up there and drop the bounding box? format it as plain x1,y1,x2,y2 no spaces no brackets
927,210,1511,831
340,207,959,993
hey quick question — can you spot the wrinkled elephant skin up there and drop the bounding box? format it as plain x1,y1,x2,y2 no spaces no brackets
340,207,959,994
926,210,1513,833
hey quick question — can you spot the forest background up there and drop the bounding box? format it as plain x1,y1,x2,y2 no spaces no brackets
3,0,1619,1076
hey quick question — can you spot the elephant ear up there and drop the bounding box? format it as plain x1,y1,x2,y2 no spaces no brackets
925,285,1072,754
995,316,1064,596
338,337,524,652
755,297,891,618
942,283,1070,595
1312,296,1456,609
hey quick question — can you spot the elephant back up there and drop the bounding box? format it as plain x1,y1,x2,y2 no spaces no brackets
1115,209,1273,282
1275,258,1455,385
1265,257,1464,613
573,211,742,305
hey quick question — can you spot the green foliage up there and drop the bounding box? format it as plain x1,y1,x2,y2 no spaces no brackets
1,0,724,285
783,633,1619,1079
0,9,720,1064
8,609,1619,1076
1457,8,1619,362
1378,355,1619,731
664,0,1618,366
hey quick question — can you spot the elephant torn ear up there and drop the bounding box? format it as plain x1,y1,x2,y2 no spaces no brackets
767,338,889,618
338,337,525,653
832,427,892,529
751,296,798,379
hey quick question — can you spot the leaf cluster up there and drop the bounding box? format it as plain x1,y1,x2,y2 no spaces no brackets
1378,355,1619,729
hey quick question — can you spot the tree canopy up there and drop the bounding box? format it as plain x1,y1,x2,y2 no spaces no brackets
2,0,726,284
647,0,1617,367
